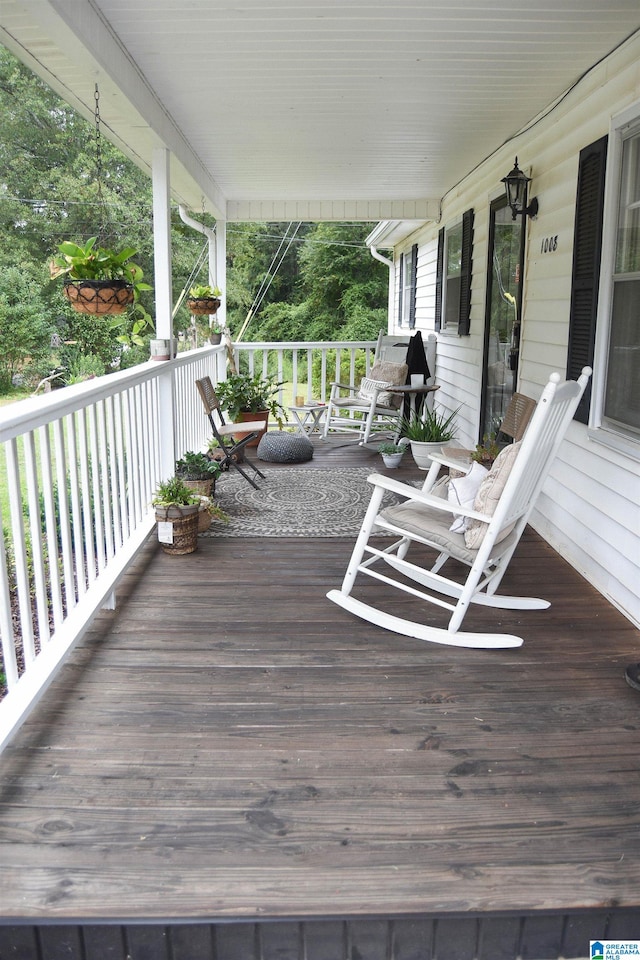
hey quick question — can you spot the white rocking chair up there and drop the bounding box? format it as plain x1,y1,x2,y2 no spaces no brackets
327,368,592,650
322,331,412,446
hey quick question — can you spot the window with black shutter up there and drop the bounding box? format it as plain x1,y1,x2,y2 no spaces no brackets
567,136,607,423
435,210,473,335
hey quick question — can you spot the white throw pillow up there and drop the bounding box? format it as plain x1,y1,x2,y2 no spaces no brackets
464,442,521,550
447,461,489,533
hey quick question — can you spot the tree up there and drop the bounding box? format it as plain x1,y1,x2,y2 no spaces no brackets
0,268,54,391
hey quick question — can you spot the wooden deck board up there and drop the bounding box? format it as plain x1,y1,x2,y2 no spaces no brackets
1,439,640,943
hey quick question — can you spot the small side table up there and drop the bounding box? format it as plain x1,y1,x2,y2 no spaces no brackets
387,383,440,420
289,402,327,436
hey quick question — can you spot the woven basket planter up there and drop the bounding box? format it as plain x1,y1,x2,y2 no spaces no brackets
187,297,221,315
63,279,134,315
181,478,215,497
154,504,199,555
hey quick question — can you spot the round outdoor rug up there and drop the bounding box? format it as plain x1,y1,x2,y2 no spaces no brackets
200,466,408,538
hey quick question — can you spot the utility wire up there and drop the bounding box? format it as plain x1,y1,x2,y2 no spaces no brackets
236,222,302,342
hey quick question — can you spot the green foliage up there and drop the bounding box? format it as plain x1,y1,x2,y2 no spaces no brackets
215,372,285,423
175,451,221,480
65,354,106,384
472,433,501,463
0,268,54,391
378,441,404,455
152,477,200,507
401,407,460,443
188,284,221,299
58,312,122,371
50,237,144,283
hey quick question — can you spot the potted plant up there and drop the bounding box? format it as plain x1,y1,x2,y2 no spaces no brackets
378,441,405,469
472,432,501,467
195,495,230,533
175,451,221,496
187,284,222,315
215,372,285,445
400,406,459,469
152,476,201,555
208,320,225,345
49,237,152,318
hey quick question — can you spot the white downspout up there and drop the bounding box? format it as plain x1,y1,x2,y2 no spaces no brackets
178,205,226,327
369,245,395,333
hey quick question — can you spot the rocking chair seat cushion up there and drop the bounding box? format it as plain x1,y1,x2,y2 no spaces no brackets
257,430,313,463
380,497,521,567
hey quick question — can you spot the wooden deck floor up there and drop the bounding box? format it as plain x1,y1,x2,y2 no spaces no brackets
1,438,640,957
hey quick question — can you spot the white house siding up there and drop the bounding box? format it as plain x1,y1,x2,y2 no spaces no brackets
390,33,640,628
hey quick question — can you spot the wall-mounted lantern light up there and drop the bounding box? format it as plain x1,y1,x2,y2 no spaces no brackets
501,157,539,220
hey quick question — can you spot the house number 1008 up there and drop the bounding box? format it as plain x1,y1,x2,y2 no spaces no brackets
541,235,558,253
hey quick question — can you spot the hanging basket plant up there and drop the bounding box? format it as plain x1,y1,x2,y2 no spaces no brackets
187,284,221,315
49,237,152,318
62,278,134,315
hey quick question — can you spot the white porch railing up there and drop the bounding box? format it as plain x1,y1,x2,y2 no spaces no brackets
0,345,226,753
232,339,378,410
0,338,380,752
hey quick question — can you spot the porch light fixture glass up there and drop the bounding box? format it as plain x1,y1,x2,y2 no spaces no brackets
501,157,539,220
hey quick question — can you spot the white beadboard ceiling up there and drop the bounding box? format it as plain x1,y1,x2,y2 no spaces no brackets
1,0,639,221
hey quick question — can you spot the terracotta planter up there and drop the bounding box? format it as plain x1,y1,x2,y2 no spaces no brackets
198,504,212,533
63,279,134,315
235,409,269,447
154,503,199,555
187,297,221,315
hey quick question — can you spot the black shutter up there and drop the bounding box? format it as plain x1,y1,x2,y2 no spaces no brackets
458,208,474,336
397,253,404,326
408,243,418,329
567,135,608,423
434,227,444,331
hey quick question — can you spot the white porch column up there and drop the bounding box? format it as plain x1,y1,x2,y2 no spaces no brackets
152,148,173,340
215,219,227,327
152,147,176,479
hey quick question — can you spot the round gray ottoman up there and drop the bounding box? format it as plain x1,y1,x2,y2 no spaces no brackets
257,430,313,463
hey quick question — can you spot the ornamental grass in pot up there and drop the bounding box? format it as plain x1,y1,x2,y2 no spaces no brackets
400,406,460,469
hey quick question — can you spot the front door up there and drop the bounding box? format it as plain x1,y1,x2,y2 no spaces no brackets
480,196,526,439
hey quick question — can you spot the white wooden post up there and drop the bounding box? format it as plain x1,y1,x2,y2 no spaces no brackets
152,148,173,341
215,219,227,328
152,147,176,479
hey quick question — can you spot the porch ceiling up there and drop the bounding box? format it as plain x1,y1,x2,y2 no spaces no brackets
1,0,639,222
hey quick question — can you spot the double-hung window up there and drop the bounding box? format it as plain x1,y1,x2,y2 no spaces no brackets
443,221,463,330
594,106,640,448
435,209,473,335
397,243,417,327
